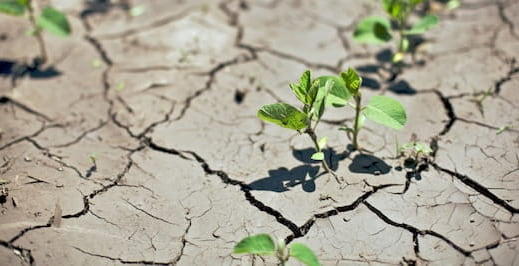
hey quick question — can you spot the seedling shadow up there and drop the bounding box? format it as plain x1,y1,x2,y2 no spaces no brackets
248,148,349,193
0,59,61,86
348,153,391,175
81,0,131,18
248,165,320,193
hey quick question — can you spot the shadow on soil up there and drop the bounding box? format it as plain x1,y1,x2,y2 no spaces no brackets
248,148,392,192
81,0,131,18
0,59,61,85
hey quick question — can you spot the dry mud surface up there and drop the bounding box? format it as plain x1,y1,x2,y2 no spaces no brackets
1,0,519,265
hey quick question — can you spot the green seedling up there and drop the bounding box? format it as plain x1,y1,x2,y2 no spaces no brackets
233,234,320,266
396,135,432,170
0,0,71,66
257,70,342,183
470,86,492,115
353,0,438,63
338,68,407,150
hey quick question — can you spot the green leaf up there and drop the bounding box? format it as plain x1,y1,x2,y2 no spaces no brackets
289,243,320,266
353,16,392,44
414,143,432,154
446,0,460,9
340,68,362,96
258,103,308,131
383,0,404,19
315,76,351,107
405,15,438,35
233,234,276,255
392,52,404,63
37,7,71,37
363,96,407,130
300,70,311,93
311,152,324,161
290,83,307,104
0,1,25,16
306,79,320,107
317,136,328,150
311,79,333,119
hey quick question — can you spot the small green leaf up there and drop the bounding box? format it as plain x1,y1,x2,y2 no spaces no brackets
129,5,145,17
392,52,404,63
306,79,320,107
446,0,460,9
311,152,324,161
233,234,276,255
300,70,311,93
0,1,25,16
363,96,407,130
37,7,71,37
340,68,362,96
317,136,328,150
383,0,404,19
290,83,307,104
353,16,392,44
311,79,333,119
258,103,308,131
405,15,438,35
315,76,351,107
17,0,29,7
414,143,432,154
289,243,320,266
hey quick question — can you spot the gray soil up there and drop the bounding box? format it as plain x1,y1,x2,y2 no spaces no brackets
1,0,518,265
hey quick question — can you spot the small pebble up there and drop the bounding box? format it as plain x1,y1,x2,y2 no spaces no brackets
57,167,64,171
24,156,32,162
374,170,381,176
469,242,475,247
469,218,475,223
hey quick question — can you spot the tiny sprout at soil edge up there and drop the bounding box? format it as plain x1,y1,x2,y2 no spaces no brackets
0,0,71,65
353,0,439,63
233,234,320,266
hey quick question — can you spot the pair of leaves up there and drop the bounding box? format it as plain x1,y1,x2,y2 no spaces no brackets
258,71,338,131
233,234,320,266
0,1,71,37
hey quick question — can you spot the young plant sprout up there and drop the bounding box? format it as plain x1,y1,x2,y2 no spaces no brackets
257,70,343,183
0,0,71,66
338,68,407,151
396,134,432,172
233,234,320,266
353,0,438,63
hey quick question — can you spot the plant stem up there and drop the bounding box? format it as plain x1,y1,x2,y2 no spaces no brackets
26,1,47,66
305,127,342,184
352,94,362,151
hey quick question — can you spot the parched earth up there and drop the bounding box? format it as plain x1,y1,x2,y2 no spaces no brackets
1,0,518,265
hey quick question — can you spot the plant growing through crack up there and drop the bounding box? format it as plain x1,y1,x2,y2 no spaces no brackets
353,0,438,64
337,68,407,151
395,134,432,178
257,70,343,183
0,0,71,66
233,234,320,266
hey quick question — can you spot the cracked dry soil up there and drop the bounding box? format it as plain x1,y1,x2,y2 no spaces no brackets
1,0,519,265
